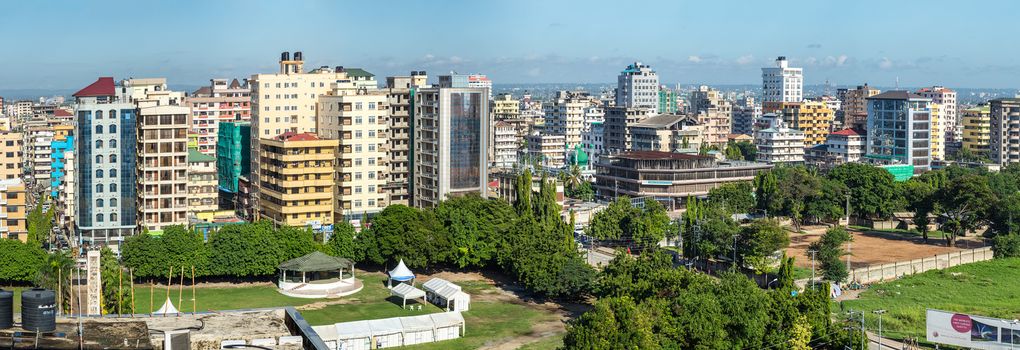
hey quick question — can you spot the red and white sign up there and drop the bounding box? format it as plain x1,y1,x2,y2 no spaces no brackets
927,309,1019,349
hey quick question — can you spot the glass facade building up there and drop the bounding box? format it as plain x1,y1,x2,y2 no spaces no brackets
865,91,932,174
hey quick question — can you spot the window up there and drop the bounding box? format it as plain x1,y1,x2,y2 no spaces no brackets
111,198,118,207
355,186,362,194
96,169,104,178
368,116,376,123
96,140,103,148
110,154,117,163
355,102,363,110
355,117,363,124
96,214,104,223
96,184,103,193
110,139,117,148
97,199,104,207
110,169,117,178
109,110,117,119
109,124,117,133
96,155,104,163
110,213,118,222
368,172,375,179
110,183,117,192
96,125,103,134
96,110,104,119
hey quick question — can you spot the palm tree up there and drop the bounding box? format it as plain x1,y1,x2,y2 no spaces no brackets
565,164,583,190
36,251,75,314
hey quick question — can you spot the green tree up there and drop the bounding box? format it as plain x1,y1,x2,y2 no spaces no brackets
805,179,848,224
324,222,360,260
737,219,790,274
808,226,852,282
99,247,130,315
435,194,516,268
566,181,595,201
121,233,169,279
26,204,54,247
160,226,211,277
992,234,1020,258
562,296,656,350
359,205,451,268
35,251,75,313
776,252,796,291
735,141,757,161
208,221,281,277
828,163,897,219
774,166,821,227
587,197,671,249
725,143,743,160
0,239,45,283
754,170,779,217
708,182,755,214
936,174,994,247
901,180,937,241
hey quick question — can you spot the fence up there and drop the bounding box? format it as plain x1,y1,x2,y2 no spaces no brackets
796,246,994,287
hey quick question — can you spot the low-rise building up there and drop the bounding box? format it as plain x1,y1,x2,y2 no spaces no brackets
627,114,702,153
594,151,772,208
526,133,566,168
805,128,865,169
0,179,27,241
257,132,337,227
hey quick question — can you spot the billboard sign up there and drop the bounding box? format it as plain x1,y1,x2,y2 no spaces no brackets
927,309,1020,349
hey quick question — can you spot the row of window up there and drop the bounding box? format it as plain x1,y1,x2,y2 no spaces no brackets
94,183,119,193
95,198,119,207
92,110,119,119
94,155,119,163
94,213,119,223
95,169,118,178
94,139,118,149
94,124,119,134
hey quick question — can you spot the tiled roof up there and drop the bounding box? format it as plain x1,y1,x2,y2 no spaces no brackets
274,131,321,142
345,68,375,78
830,128,862,136
73,77,116,97
192,86,211,96
54,109,73,117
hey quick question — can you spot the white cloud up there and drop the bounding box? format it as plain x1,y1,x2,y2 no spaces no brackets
735,55,755,65
836,55,848,66
423,54,435,60
449,56,463,64
687,55,702,63
879,57,893,69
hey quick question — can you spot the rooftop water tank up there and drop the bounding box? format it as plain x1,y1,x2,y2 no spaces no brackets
21,288,56,332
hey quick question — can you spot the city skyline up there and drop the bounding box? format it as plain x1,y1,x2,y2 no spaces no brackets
2,0,1020,90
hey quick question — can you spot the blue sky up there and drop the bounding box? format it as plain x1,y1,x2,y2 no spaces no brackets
2,0,1018,89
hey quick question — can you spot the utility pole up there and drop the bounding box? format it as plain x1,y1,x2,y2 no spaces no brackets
874,309,887,348
847,241,852,282
731,235,739,268
846,309,865,350
808,250,818,288
844,192,851,227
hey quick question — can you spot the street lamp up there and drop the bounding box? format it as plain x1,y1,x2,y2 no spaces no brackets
807,250,818,288
874,309,887,348
1003,319,1020,350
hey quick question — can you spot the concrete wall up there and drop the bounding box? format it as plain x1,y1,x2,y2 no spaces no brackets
796,246,994,288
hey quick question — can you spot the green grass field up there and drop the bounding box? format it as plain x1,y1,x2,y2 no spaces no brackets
8,271,564,350
836,258,1020,344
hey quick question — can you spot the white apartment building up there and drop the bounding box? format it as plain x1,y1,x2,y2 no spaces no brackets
616,62,660,114
187,78,251,155
761,56,803,103
826,128,865,164
753,118,805,163
917,86,958,143
317,87,389,220
544,91,591,154
493,121,518,169
690,86,732,147
527,133,566,168
582,121,604,168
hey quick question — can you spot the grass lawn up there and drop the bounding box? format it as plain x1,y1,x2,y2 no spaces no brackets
836,258,1020,345
848,225,949,239
6,270,563,349
519,334,566,350
792,266,813,280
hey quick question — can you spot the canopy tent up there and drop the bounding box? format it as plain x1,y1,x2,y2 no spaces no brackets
320,312,466,348
387,259,415,287
390,283,426,308
422,278,469,311
278,251,355,284
153,297,179,316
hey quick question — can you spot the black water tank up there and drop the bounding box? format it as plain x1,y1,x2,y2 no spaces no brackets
21,289,56,332
281,51,290,61
294,51,303,61
0,289,12,329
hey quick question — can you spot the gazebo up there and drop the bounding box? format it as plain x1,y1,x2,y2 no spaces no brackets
387,259,416,288
277,251,363,298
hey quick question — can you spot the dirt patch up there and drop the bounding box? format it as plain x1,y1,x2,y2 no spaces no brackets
786,228,988,269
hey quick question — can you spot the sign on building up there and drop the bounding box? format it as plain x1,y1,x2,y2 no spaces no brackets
927,309,1019,349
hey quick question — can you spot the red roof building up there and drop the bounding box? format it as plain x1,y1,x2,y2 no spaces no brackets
73,77,116,97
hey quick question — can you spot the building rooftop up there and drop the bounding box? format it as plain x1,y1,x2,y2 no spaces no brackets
611,151,713,161
630,114,695,129
54,109,73,117
188,148,216,163
274,131,322,142
192,86,212,96
73,77,116,97
830,128,862,136
345,68,375,78
867,90,926,100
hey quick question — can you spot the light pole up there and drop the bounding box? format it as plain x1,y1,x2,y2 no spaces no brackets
846,309,865,350
874,309,887,348
808,250,818,288
732,235,739,268
1003,319,1019,350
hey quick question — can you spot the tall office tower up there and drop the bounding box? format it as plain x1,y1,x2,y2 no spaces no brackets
215,121,251,210
438,73,492,101
731,96,761,135
961,104,990,153
249,51,374,219
136,98,190,233
257,132,337,227
615,62,660,114
382,72,428,207
317,84,390,221
865,91,933,174
545,91,592,154
187,148,218,218
0,131,23,180
761,56,803,105
990,98,1020,166
186,78,251,155
412,87,489,209
689,86,732,148
72,77,138,245
840,84,880,130
917,86,958,143
603,106,654,153
0,179,27,241
775,101,835,147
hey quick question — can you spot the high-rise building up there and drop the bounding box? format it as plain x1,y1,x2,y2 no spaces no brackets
0,179,27,241
24,123,54,196
761,56,803,104
186,78,251,155
0,131,23,180
754,118,805,164
382,73,428,207
615,62,660,113
439,73,492,101
136,102,190,233
216,121,251,210
603,106,654,153
990,98,1020,166
257,132,337,227
690,86,732,147
658,86,680,114
840,84,880,130
545,91,592,155
775,101,835,147
492,121,518,169
72,77,139,245
526,133,566,168
961,105,990,153
317,85,390,221
917,86,958,143
187,148,218,218
249,52,374,219
51,135,75,232
731,96,761,136
865,91,932,174
929,103,944,160
412,87,489,208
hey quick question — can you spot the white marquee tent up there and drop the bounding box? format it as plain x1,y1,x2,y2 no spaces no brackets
422,278,471,312
390,283,426,308
315,312,466,349
387,260,415,288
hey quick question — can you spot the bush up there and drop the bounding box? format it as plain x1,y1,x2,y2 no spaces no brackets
993,234,1020,258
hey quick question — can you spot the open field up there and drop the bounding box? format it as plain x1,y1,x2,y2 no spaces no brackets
7,270,570,350
836,258,1020,346
786,227,987,269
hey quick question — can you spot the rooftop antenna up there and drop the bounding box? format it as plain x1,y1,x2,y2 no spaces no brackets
895,77,900,90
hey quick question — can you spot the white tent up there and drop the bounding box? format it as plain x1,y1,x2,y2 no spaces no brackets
334,320,373,350
451,291,471,312
367,318,404,348
399,315,436,346
387,260,415,288
390,283,426,308
422,278,468,311
429,312,466,341
153,297,179,316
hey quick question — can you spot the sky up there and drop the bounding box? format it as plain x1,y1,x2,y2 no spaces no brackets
2,0,1019,90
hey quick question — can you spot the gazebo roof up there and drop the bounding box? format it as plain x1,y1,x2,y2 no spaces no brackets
388,259,415,281
278,251,353,272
